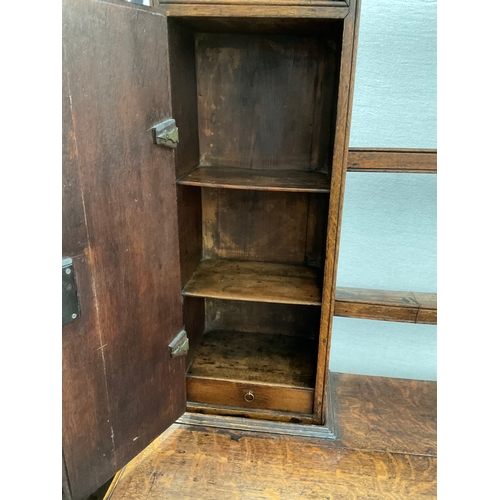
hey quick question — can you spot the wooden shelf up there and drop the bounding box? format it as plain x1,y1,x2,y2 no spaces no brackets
177,166,331,193
188,330,317,388
334,288,437,324
182,259,323,306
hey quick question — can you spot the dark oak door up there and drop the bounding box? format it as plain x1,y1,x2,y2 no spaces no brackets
62,1,185,498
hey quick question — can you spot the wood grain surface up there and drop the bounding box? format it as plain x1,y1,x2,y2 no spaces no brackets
187,377,315,414
186,402,316,424
163,0,347,5
165,4,349,19
105,423,437,499
314,0,361,424
177,412,335,439
104,372,437,499
62,1,186,497
169,16,345,36
205,299,321,339
178,166,331,192
334,288,437,324
331,372,437,456
201,188,328,266
195,32,337,172
347,148,437,173
187,330,317,387
168,19,200,180
182,259,323,305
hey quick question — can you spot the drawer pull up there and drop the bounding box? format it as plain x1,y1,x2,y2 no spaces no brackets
244,391,255,402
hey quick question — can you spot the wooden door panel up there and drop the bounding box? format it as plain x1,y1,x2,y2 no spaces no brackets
62,1,185,498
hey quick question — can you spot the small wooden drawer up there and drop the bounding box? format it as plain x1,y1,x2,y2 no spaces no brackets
187,376,314,414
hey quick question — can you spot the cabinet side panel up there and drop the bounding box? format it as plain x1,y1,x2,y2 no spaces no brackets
177,185,203,287
184,296,205,369
168,19,200,178
315,0,362,423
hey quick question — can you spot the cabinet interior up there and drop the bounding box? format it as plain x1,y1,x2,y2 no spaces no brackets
169,16,343,418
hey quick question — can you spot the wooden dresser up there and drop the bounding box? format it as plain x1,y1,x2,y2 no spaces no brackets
62,0,361,497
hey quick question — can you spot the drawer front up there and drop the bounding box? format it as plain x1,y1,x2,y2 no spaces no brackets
187,376,314,414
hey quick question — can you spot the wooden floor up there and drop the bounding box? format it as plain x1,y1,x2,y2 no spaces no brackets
103,373,437,499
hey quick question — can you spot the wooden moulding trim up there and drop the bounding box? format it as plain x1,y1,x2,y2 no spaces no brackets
163,0,347,5
102,470,124,500
162,0,347,7
186,401,320,424
347,148,437,173
164,4,349,18
178,412,336,439
334,288,437,324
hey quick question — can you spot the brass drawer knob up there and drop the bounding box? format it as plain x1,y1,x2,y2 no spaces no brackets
244,391,254,402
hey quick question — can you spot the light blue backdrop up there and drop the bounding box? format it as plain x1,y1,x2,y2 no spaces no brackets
329,0,437,380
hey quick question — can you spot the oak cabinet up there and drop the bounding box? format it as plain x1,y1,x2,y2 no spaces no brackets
62,0,360,498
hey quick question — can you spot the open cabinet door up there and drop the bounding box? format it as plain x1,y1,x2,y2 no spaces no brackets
62,1,186,498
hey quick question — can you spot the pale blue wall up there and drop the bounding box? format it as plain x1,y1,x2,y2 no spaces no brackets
329,0,437,380
349,0,437,149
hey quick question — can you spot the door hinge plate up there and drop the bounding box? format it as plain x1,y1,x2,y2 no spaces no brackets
152,118,179,148
169,329,189,357
62,258,81,326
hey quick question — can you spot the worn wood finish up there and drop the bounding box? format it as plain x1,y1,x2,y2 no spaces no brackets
206,299,321,339
164,0,347,6
183,296,205,369
188,330,317,387
168,18,200,179
334,288,438,324
347,148,437,173
415,292,438,324
62,68,87,259
165,4,349,18
331,372,437,455
176,186,203,287
104,424,437,499
178,166,331,192
62,254,116,500
176,188,205,368
63,1,186,497
196,33,337,171
314,0,361,424
175,16,344,36
183,259,323,305
417,307,437,324
187,402,316,424
187,377,314,413
202,189,328,266
177,412,335,439
170,18,205,376
63,25,116,498
62,449,72,500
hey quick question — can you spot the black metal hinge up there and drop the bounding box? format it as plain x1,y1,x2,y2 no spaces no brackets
62,258,81,326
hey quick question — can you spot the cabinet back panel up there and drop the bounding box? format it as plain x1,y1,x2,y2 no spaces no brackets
202,188,328,265
196,33,337,171
206,299,320,339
